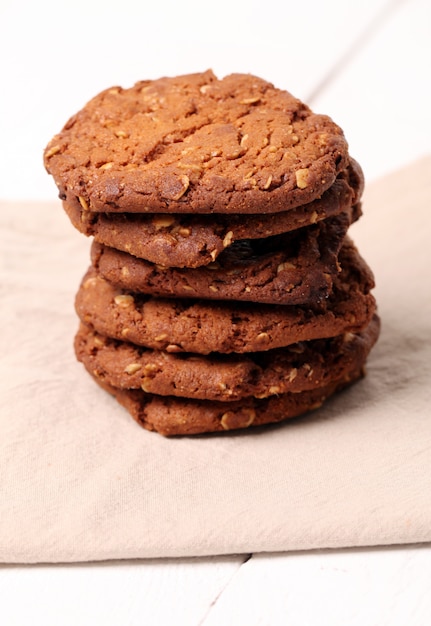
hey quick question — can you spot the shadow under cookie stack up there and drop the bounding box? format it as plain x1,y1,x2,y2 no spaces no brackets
44,71,379,436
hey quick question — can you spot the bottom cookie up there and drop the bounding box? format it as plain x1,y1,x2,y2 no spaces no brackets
93,367,365,436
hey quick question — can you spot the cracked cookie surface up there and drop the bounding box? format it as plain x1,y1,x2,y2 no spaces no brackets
44,70,349,215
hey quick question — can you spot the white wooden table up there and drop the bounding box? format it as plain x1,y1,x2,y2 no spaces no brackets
1,0,430,623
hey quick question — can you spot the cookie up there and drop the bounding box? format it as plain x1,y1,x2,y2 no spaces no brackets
74,314,380,402
64,171,362,268
75,240,376,354
91,213,349,306
62,163,362,268
44,70,349,215
92,369,364,436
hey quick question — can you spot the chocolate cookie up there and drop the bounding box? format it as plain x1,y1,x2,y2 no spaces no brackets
92,369,364,436
44,71,349,215
74,314,380,402
75,240,376,354
91,214,349,306
62,164,362,268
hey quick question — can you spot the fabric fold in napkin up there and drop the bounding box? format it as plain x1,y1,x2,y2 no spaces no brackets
1,157,431,564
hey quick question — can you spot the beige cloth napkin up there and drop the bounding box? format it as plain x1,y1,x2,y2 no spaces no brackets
1,158,430,564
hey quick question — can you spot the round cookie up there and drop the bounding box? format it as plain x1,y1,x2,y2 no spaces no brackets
62,165,361,268
75,240,376,354
74,315,380,402
92,369,365,436
44,70,349,215
91,214,349,306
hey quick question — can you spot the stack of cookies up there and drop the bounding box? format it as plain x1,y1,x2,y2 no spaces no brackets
44,70,379,436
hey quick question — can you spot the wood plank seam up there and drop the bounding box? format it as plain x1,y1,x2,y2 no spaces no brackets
198,554,252,625
306,0,408,104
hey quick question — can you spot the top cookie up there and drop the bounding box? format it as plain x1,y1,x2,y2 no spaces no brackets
44,70,349,214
